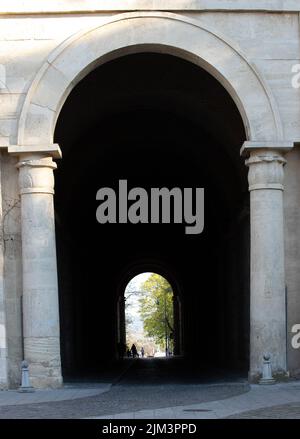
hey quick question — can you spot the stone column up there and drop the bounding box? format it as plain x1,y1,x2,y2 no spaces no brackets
17,153,62,388
0,152,8,389
242,141,293,382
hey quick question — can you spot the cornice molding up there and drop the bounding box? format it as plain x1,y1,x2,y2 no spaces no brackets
0,1,300,16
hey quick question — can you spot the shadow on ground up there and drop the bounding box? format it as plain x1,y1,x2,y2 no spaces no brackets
0,358,249,419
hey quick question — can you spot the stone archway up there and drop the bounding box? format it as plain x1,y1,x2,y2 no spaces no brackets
10,12,293,387
117,260,185,360
16,11,283,146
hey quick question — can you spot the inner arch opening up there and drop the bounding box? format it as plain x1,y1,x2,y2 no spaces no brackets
123,272,176,359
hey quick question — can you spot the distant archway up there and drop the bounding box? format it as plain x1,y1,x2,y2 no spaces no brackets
123,272,177,359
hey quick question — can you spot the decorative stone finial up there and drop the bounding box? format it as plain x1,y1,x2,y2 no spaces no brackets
18,360,35,393
259,353,276,385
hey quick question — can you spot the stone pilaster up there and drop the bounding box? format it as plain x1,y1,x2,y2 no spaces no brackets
0,150,8,389
17,154,62,388
242,141,293,381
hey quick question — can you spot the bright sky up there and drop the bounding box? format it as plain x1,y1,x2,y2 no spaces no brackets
125,272,151,333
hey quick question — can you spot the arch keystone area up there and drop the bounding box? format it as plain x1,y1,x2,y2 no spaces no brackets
16,12,283,148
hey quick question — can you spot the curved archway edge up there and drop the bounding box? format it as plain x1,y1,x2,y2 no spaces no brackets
117,259,183,303
17,11,283,147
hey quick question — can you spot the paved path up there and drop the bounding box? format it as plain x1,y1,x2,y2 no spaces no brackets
91,381,300,419
0,382,249,418
0,358,299,419
0,383,111,406
0,381,300,419
228,401,300,419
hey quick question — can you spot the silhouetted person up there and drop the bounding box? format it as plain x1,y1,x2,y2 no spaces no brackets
131,344,138,358
141,347,145,358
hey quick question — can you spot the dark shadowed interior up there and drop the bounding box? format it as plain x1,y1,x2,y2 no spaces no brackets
54,52,249,381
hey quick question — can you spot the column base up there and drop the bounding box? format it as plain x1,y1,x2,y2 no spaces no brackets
27,362,63,389
248,369,290,384
30,375,62,389
24,337,63,389
18,386,35,393
0,356,8,390
259,378,276,385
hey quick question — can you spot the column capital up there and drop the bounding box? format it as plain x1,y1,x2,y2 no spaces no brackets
240,140,294,157
245,153,285,191
242,141,294,192
17,155,57,195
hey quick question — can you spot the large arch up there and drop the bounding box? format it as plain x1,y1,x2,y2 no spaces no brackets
9,12,291,388
51,49,250,381
16,11,283,147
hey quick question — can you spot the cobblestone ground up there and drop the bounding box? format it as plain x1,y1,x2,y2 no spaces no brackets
227,402,300,419
0,383,249,419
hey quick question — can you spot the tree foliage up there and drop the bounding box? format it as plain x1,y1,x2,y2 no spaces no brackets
139,274,174,350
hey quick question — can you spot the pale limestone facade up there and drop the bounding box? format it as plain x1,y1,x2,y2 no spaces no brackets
0,0,300,388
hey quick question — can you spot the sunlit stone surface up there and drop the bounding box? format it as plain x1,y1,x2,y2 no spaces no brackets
0,1,300,388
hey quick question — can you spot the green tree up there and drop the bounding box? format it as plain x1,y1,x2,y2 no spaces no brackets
139,274,174,352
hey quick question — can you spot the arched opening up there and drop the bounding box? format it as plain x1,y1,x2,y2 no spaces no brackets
122,272,179,359
54,52,249,382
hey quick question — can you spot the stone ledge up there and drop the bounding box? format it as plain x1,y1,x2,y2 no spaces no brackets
0,0,300,15
8,144,62,159
241,140,295,157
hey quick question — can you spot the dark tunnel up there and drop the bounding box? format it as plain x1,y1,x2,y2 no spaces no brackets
54,52,250,380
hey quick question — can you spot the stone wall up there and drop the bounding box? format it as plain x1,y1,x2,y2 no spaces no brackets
0,3,300,386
